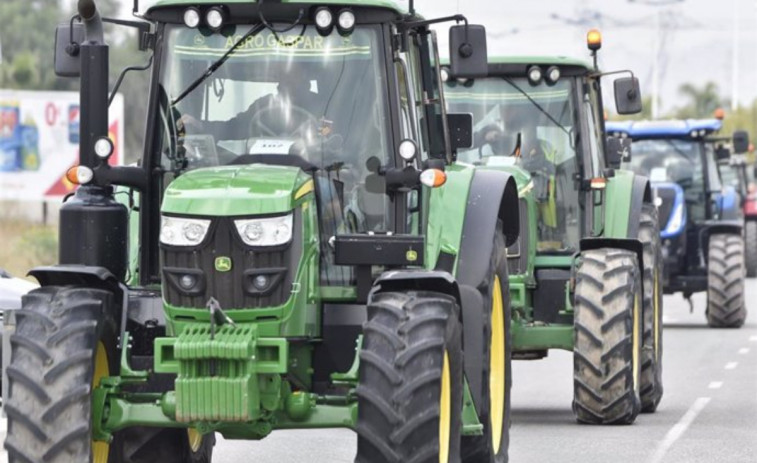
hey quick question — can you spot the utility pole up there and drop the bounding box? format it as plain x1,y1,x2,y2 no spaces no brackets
732,0,740,111
629,0,685,118
652,10,661,118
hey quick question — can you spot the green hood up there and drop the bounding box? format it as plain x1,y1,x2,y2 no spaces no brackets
162,164,313,216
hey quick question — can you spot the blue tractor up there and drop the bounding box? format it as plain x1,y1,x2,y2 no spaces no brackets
607,119,749,328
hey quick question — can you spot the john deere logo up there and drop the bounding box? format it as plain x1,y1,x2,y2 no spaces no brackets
406,249,418,262
215,256,232,272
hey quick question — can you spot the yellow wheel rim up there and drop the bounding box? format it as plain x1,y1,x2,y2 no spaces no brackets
489,276,506,454
93,342,110,463
439,351,451,463
632,295,640,392
187,429,203,453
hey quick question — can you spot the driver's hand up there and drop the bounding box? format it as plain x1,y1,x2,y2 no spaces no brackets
178,114,203,132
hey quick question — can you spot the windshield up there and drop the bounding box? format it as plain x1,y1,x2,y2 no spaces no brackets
624,139,702,187
446,76,580,253
445,77,576,166
157,24,390,188
625,138,710,221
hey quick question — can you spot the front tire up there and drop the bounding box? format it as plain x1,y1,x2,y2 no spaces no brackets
3,286,214,463
707,234,746,328
356,291,463,463
4,286,120,463
572,249,643,425
639,204,663,413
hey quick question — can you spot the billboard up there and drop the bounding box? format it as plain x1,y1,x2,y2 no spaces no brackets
0,90,124,200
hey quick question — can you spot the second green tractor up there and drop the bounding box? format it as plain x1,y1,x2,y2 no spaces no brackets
445,31,664,424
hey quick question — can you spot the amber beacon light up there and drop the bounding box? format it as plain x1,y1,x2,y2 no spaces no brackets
587,29,602,51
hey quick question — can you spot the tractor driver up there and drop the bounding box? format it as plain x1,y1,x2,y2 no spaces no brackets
179,72,322,144
493,106,561,244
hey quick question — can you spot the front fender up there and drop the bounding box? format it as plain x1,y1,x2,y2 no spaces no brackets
428,165,519,417
605,170,651,239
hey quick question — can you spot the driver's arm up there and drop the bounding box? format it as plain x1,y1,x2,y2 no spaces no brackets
185,95,272,141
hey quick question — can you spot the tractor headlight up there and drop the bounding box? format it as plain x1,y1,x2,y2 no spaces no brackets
206,7,226,31
183,7,201,28
337,9,356,34
235,213,293,246
160,216,211,246
314,7,334,35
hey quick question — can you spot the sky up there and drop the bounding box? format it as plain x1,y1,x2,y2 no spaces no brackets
414,0,757,115
128,0,757,115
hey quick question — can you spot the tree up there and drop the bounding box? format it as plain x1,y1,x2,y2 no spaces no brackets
674,82,725,119
0,0,149,162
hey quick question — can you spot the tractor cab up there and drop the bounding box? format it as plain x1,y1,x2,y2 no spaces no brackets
445,59,585,253
608,118,749,327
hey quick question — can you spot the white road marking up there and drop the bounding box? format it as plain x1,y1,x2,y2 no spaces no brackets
708,381,723,389
725,362,738,370
649,397,711,463
738,348,750,355
750,336,757,342
0,409,6,463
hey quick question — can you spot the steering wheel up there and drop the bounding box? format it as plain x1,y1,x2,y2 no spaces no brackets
248,103,319,141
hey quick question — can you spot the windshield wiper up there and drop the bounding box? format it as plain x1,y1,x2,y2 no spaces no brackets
172,23,266,106
502,77,572,138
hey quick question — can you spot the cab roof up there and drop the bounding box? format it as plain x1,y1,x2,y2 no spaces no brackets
470,56,594,78
488,56,592,70
605,119,723,139
148,0,409,15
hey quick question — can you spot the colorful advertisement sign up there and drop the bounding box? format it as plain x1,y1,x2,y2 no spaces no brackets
0,90,124,200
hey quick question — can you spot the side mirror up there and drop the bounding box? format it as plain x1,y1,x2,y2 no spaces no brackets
605,136,632,169
447,113,473,152
733,130,749,154
448,24,488,79
614,77,642,115
54,23,85,77
715,145,731,161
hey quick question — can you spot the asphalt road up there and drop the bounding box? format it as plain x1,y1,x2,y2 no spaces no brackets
1,281,756,462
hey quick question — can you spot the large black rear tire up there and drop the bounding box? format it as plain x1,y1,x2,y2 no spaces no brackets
707,234,746,328
461,225,511,463
744,221,757,277
572,249,642,425
3,286,213,463
356,291,463,463
639,204,663,413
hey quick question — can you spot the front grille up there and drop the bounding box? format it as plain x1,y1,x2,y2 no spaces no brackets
655,186,677,229
161,211,302,310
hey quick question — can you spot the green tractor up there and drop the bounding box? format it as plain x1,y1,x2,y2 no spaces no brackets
444,30,664,424
3,1,522,462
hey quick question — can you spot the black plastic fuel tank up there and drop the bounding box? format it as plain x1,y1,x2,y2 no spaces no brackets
59,185,128,281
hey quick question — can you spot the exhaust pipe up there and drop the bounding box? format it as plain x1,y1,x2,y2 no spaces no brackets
59,0,129,282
